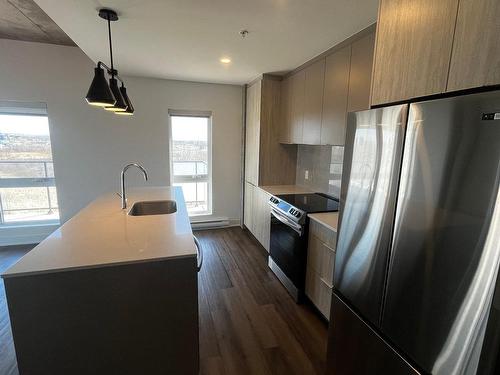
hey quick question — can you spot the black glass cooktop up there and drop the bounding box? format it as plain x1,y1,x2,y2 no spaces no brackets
277,193,339,213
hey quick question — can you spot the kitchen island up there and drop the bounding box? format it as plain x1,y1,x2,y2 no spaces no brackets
2,186,199,375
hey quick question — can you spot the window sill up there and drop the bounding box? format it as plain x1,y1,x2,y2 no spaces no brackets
0,222,59,246
0,221,60,229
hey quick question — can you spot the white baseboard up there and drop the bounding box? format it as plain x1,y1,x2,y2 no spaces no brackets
0,223,59,246
190,217,240,230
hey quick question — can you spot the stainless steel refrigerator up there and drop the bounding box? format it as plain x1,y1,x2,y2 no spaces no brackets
327,90,500,375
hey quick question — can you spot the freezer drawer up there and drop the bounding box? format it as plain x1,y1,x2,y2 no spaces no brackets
326,293,420,375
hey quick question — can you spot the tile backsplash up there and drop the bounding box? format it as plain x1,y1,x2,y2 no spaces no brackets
295,145,344,199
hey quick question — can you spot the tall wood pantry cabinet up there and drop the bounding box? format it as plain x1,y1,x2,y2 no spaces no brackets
243,75,297,251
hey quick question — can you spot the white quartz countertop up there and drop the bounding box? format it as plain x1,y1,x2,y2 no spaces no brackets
2,187,196,278
259,185,314,195
308,212,339,232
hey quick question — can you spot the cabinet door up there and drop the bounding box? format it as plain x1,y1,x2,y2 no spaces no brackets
371,0,459,106
244,81,261,185
255,187,271,251
290,70,306,144
303,59,325,145
243,181,254,232
305,267,332,320
347,31,375,113
244,184,270,251
279,76,292,143
321,46,351,145
447,0,500,91
307,234,335,287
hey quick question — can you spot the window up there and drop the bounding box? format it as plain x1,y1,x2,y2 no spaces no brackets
0,103,59,225
169,112,212,216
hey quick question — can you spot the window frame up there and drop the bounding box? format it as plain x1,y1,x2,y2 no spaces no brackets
168,110,213,216
0,102,60,226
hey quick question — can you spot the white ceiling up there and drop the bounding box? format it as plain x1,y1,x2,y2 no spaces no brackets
33,0,378,85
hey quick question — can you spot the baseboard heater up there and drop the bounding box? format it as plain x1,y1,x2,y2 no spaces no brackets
191,218,231,230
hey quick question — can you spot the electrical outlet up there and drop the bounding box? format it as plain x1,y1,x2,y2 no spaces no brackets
305,170,309,180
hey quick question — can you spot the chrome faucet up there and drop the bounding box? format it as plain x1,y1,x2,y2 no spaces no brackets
120,163,148,209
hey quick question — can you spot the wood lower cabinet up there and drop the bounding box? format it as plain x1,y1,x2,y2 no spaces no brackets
306,268,333,320
243,182,271,251
305,218,337,320
447,0,500,91
303,59,325,145
244,181,254,231
371,0,459,106
321,45,351,145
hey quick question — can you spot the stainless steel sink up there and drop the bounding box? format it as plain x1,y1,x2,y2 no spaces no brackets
128,200,177,216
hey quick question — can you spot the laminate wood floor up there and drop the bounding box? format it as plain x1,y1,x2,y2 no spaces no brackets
196,227,328,375
0,244,34,375
0,228,327,375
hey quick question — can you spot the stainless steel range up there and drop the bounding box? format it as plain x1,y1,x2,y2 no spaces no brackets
268,193,338,302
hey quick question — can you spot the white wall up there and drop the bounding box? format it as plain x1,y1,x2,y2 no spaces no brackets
0,39,243,242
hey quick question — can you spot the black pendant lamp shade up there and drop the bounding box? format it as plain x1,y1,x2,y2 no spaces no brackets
116,84,134,115
105,77,127,112
86,8,134,115
85,66,116,107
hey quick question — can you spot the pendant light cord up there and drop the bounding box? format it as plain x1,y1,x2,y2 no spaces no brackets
107,14,114,76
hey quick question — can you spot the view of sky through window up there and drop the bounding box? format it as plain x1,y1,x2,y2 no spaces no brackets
0,113,59,224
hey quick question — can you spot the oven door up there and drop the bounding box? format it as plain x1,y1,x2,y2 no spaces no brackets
269,208,308,301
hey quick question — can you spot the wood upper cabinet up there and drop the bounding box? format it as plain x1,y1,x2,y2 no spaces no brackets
244,76,297,186
320,46,351,145
303,59,325,145
290,69,306,144
244,80,261,186
347,32,375,112
371,0,460,106
280,27,375,146
279,76,292,143
447,0,500,91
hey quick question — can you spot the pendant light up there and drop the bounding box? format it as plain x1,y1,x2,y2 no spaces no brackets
85,66,115,107
85,9,134,115
104,77,127,112
116,83,134,115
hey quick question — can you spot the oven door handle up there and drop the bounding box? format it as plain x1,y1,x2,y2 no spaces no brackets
271,209,303,236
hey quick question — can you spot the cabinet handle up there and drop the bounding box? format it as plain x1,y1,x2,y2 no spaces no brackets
194,236,203,272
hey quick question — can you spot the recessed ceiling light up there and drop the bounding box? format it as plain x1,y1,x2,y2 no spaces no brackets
220,57,231,64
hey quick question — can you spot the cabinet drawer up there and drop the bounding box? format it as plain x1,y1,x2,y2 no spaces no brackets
305,267,333,320
309,219,337,249
307,234,335,286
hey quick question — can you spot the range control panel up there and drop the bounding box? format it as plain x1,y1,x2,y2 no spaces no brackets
268,195,305,224
289,208,302,219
